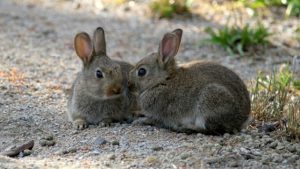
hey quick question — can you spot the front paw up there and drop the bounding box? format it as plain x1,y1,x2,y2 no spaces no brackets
74,119,88,130
132,117,157,126
98,118,113,127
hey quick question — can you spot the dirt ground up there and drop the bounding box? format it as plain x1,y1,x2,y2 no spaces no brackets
0,0,300,168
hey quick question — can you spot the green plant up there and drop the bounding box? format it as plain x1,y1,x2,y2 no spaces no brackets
149,0,194,18
285,0,300,16
204,24,271,56
296,27,300,42
251,66,300,138
240,0,300,16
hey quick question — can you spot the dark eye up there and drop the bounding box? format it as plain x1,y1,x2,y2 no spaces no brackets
138,68,147,77
96,70,103,78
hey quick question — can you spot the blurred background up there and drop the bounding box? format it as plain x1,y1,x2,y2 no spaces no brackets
0,0,300,165
0,0,300,168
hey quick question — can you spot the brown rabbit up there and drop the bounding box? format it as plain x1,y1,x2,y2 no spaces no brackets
129,29,251,135
67,27,136,129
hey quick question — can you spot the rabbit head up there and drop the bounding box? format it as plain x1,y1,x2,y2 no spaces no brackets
129,29,182,93
74,27,124,99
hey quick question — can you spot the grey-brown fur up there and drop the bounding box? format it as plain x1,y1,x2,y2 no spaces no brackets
67,27,135,129
129,29,251,135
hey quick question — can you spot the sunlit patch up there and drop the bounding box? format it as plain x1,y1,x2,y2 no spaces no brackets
0,68,26,87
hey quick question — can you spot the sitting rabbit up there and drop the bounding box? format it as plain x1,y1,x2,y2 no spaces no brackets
129,29,251,134
67,27,136,129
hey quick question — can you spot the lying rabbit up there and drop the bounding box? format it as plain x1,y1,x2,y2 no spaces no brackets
129,29,251,134
68,27,136,129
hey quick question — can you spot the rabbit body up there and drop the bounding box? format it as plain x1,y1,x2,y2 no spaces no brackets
67,27,135,129
130,29,251,134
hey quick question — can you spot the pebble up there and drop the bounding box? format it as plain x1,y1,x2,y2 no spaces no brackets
272,154,283,163
42,135,54,141
285,155,299,163
145,156,159,166
180,153,190,160
39,139,55,147
261,123,277,133
287,144,297,153
111,140,120,146
60,147,77,155
268,141,278,149
261,155,271,164
228,161,239,167
94,137,107,146
152,146,163,151
109,154,116,160
23,149,32,156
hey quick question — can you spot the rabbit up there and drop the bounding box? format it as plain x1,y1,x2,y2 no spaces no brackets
129,29,251,135
67,27,137,130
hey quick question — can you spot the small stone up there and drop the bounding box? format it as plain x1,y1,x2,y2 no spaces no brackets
272,155,283,163
228,161,239,167
261,123,277,133
261,155,271,164
104,161,110,167
109,154,116,160
251,149,262,156
264,138,273,145
276,144,285,150
89,124,97,128
145,156,159,166
111,140,120,146
180,153,190,160
42,135,54,141
287,144,297,153
261,165,269,169
152,146,163,151
68,147,77,153
286,155,299,163
39,139,55,147
60,147,77,154
94,137,107,146
223,133,230,139
23,149,32,156
71,130,79,135
268,141,278,149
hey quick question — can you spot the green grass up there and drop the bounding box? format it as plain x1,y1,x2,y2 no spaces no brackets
149,0,194,18
240,0,300,16
251,66,300,138
204,24,271,56
296,27,300,42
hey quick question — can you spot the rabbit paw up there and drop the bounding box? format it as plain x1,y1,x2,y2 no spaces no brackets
74,119,88,130
132,117,157,126
98,118,113,127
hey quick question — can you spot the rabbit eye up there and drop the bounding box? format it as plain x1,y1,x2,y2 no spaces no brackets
138,68,147,77
96,70,103,78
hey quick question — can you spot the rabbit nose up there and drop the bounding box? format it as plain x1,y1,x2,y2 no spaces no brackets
106,84,122,96
112,87,121,94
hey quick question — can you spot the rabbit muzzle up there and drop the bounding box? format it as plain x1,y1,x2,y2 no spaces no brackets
106,84,123,97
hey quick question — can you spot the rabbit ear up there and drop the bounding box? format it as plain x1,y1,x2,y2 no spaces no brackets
74,32,93,63
171,28,182,45
93,27,106,55
158,30,182,65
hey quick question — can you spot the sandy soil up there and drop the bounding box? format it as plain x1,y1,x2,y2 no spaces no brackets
0,0,299,168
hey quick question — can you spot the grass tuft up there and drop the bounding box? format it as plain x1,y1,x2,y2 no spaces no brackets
149,0,194,18
240,0,300,16
251,65,300,138
204,24,271,56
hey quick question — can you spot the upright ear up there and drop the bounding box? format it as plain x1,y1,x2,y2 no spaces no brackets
172,29,182,45
74,32,93,63
158,29,182,65
93,27,106,55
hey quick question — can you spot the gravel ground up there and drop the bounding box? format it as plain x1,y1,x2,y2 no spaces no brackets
0,0,300,168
